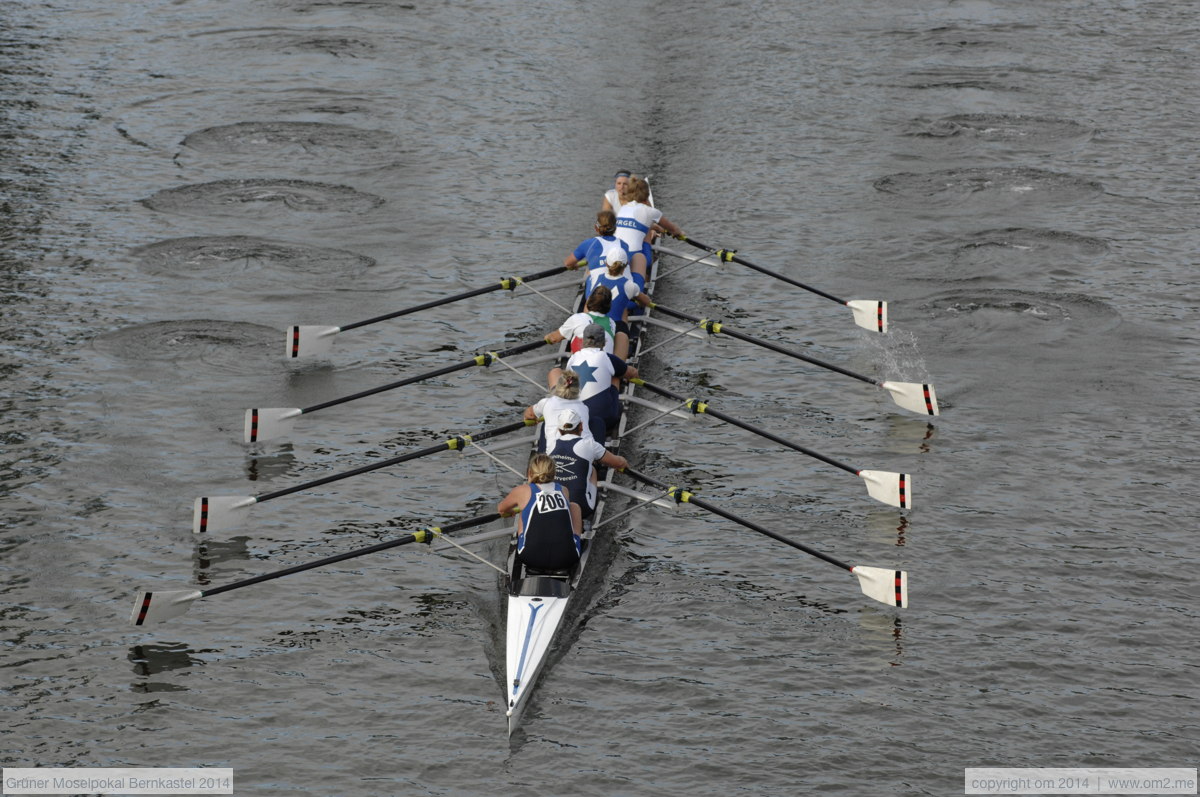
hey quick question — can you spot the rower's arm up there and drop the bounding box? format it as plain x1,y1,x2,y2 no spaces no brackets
598,451,628,472
497,484,527,519
544,329,565,346
656,216,683,238
569,501,583,537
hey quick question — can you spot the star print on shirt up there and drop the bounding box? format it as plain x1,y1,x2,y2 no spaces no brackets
573,360,598,387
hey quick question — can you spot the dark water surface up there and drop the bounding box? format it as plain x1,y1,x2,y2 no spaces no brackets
2,1,1196,795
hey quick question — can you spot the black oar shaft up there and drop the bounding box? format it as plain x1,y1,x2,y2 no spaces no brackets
652,304,878,387
255,419,533,503
677,236,847,305
623,469,852,572
302,339,549,414
635,380,859,475
338,267,569,332
202,512,503,598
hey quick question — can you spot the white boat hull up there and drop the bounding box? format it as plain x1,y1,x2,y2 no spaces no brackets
504,575,572,733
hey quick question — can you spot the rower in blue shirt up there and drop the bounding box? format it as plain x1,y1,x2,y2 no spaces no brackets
564,210,631,272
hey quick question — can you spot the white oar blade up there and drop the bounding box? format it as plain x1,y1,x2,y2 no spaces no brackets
130,589,204,625
858,470,911,509
243,407,302,443
851,566,908,608
193,496,257,534
847,300,888,333
881,380,939,416
284,325,339,360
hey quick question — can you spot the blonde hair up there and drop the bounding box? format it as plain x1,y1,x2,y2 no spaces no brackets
551,370,580,399
527,453,556,484
625,176,650,204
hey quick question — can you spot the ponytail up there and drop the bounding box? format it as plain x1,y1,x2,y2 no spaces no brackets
527,453,556,484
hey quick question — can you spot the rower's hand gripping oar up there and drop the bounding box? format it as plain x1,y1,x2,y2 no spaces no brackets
673,235,888,333
132,512,504,625
651,303,939,416
247,339,552,443
196,418,537,533
622,468,908,608
285,266,570,359
630,378,911,509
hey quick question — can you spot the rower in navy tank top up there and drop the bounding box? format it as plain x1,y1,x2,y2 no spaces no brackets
497,453,582,572
546,409,629,520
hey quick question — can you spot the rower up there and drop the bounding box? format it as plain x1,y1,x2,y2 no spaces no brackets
498,453,582,572
546,323,637,445
584,246,651,343
543,285,627,358
524,369,593,453
615,175,684,281
564,210,630,272
601,170,631,214
546,409,628,521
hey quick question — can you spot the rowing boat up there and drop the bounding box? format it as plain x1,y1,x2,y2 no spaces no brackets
130,178,917,738
502,231,660,736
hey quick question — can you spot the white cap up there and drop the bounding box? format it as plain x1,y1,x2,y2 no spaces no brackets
605,246,628,265
557,409,582,430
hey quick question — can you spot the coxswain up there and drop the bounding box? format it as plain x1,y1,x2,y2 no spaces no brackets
546,323,637,445
546,409,628,520
564,210,630,272
601,170,632,214
524,369,593,453
615,175,684,281
498,453,582,572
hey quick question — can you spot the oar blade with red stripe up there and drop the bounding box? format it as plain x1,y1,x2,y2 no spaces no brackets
130,589,203,625
284,325,339,360
243,407,302,444
847,300,888,333
881,380,940,416
857,470,910,509
851,566,908,608
193,496,257,534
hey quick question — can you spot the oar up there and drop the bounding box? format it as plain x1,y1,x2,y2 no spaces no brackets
630,379,910,509
285,265,572,359
248,339,552,442
673,235,887,333
132,512,504,625
650,303,939,416
197,418,537,533
622,468,907,608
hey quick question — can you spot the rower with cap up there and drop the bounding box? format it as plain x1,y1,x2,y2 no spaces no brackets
545,409,628,521
497,453,583,572
584,246,651,351
546,323,638,445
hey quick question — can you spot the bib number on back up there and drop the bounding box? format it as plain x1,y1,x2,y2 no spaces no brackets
536,490,568,513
